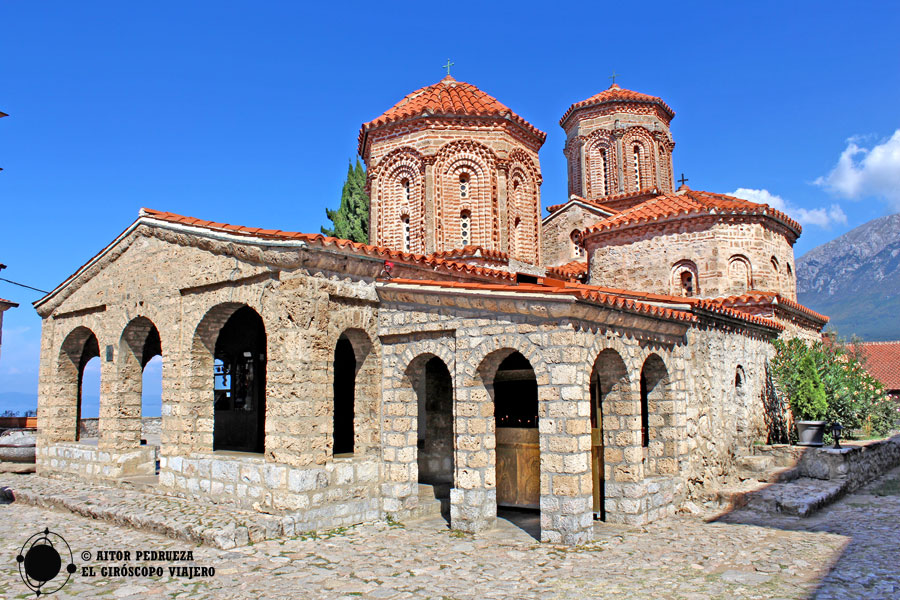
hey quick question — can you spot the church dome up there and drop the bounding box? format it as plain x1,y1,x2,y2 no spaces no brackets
358,76,545,156
559,83,675,128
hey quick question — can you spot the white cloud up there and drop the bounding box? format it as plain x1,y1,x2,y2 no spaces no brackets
814,129,900,210
730,188,847,229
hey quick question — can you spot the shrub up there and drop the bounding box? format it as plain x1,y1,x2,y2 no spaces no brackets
770,336,894,439
792,353,828,421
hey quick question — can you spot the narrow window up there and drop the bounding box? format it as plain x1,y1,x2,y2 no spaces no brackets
401,215,410,252
633,145,641,189
570,230,583,258
771,256,780,273
401,178,411,202
460,210,470,247
680,271,694,297
600,149,609,196
459,173,470,199
640,370,649,448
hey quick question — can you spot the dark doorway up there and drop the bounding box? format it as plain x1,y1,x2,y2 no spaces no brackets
333,335,356,456
494,351,539,509
213,307,266,453
417,356,454,485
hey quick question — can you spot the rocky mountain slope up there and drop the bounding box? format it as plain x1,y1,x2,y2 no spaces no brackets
797,213,900,341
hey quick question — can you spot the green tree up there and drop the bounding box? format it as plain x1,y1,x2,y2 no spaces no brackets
793,353,828,421
322,159,369,243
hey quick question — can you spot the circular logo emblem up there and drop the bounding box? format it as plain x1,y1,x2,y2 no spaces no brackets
16,528,76,596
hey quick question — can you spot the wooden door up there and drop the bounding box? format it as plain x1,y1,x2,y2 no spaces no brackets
590,374,605,519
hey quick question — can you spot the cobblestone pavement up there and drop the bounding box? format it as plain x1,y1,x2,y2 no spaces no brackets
2,467,899,599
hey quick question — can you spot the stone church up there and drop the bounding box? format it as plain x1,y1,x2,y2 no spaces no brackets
33,75,827,544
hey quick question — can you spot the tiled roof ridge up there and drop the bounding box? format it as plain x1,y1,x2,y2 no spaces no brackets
560,84,675,127
359,77,546,154
546,188,655,214
582,189,802,238
140,208,515,282
379,278,697,325
427,246,510,261
713,291,829,323
546,261,588,281
0,297,19,306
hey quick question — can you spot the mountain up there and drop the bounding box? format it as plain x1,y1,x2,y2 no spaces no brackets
797,213,900,341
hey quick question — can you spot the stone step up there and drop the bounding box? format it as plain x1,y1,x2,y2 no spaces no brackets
736,455,774,473
714,477,847,517
1,474,293,549
737,465,802,484
411,483,450,521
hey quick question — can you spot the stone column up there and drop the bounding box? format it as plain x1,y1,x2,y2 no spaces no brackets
423,158,436,254
379,347,419,518
540,356,594,544
497,163,509,254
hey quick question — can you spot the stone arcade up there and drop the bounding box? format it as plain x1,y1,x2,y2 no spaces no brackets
33,77,827,545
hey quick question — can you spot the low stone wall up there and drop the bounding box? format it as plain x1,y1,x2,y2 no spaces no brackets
755,434,900,494
607,476,686,526
78,417,161,439
37,443,158,479
159,453,383,532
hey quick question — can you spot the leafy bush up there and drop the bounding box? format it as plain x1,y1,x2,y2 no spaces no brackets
770,336,896,439
792,353,828,421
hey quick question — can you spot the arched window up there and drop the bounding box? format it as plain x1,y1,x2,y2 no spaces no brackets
786,263,793,277
460,210,471,247
728,255,752,293
401,178,411,203
672,260,699,297
599,149,609,196
459,173,470,199
735,365,745,391
401,215,410,252
771,256,780,273
633,145,642,190
570,229,583,258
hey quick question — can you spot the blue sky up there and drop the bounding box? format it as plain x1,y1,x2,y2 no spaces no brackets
2,1,899,409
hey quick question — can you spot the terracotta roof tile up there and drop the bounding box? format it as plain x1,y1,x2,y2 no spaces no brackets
0,297,19,307
560,84,675,127
582,189,802,239
380,278,697,324
139,208,515,282
714,291,829,324
546,261,588,281
855,342,900,391
359,76,545,154
427,246,509,262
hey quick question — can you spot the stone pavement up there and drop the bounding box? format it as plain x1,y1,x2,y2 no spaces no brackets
2,467,900,599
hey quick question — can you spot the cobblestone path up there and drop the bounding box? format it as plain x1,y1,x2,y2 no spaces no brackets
2,466,899,599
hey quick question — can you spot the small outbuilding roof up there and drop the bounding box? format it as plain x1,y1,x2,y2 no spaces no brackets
855,341,900,391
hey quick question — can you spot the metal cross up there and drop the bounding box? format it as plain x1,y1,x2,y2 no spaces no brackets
443,59,454,76
609,70,620,85
678,173,689,186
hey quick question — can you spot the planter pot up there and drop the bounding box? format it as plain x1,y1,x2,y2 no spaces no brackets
796,421,827,447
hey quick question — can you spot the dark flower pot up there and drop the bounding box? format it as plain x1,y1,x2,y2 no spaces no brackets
796,421,827,447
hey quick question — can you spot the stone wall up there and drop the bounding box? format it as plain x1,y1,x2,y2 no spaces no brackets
160,453,382,530
541,203,598,268
37,443,157,479
682,325,773,496
585,219,798,300
78,417,161,439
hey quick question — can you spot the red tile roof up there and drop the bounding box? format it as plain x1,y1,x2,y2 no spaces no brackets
0,297,18,307
560,84,675,128
546,261,588,281
714,291,829,324
427,246,509,263
139,208,515,282
582,188,802,239
381,278,698,324
856,341,900,391
358,76,546,155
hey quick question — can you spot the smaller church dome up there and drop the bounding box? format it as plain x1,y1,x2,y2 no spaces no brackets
358,76,545,156
560,83,675,128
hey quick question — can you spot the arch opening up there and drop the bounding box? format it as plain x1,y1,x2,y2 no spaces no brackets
58,327,100,442
492,351,539,510
333,335,356,456
589,349,629,521
119,316,162,452
413,356,454,486
640,354,672,476
212,306,267,454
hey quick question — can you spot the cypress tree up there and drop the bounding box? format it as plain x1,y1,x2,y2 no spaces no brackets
322,159,369,243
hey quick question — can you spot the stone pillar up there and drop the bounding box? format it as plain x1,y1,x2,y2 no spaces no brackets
450,371,496,533
540,359,594,544
497,164,509,254
379,349,419,518
423,158,436,254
